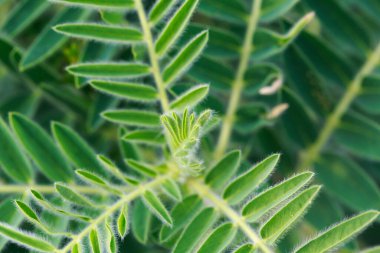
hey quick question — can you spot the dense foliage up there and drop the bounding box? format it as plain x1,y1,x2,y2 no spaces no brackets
0,0,380,252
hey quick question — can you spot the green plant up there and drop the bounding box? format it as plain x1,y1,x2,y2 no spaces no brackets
0,0,379,253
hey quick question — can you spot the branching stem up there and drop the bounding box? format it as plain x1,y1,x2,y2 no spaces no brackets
298,42,380,170
214,0,262,159
189,179,273,253
56,175,170,253
134,0,170,112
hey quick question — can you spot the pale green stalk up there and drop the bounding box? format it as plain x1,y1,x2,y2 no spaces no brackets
214,0,262,159
298,42,380,170
134,0,170,112
0,185,110,194
189,179,273,253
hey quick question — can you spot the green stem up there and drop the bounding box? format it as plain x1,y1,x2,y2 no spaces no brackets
189,180,273,253
214,0,262,159
134,0,170,113
298,42,380,170
56,175,170,253
0,184,116,194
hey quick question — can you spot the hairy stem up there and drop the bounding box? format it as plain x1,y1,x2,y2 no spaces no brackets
189,180,273,253
56,175,170,253
134,0,170,113
214,0,262,159
298,42,380,170
0,185,113,194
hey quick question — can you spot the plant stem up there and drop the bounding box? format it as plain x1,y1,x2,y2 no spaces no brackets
56,175,170,253
189,179,273,253
134,0,170,113
214,0,262,159
298,42,380,170
0,185,112,194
